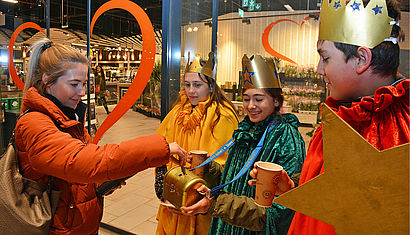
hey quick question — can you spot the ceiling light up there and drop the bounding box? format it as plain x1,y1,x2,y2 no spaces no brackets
0,55,8,63
2,0,18,3
193,26,198,32
187,27,193,32
284,4,295,11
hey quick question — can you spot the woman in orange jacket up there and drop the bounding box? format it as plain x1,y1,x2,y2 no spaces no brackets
14,39,187,234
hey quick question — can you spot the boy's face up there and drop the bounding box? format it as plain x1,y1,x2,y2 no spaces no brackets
317,40,359,100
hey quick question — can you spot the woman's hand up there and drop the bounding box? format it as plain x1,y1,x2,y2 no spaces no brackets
168,142,187,166
248,162,295,196
180,184,213,215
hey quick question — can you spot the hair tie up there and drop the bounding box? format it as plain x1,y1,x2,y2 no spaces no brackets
384,37,398,44
41,41,54,52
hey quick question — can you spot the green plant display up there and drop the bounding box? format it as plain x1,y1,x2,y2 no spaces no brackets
134,62,161,118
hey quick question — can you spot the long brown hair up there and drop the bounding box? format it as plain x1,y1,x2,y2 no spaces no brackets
25,39,89,95
94,64,105,81
175,73,238,135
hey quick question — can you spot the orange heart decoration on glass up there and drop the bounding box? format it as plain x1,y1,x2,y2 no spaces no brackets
91,0,156,144
8,22,46,91
262,16,315,65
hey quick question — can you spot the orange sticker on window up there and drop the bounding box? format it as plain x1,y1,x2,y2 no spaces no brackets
91,0,156,144
8,22,46,91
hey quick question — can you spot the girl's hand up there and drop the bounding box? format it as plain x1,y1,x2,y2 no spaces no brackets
248,162,295,196
180,184,212,215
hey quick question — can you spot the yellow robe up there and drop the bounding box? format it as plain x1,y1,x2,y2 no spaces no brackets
155,92,239,235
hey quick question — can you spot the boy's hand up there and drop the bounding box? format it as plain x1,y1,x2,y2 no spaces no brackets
248,162,295,195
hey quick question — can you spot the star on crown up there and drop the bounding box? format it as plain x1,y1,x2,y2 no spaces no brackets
372,5,383,15
242,66,254,85
333,0,341,10
351,0,361,11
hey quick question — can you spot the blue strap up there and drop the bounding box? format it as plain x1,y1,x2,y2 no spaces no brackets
189,138,235,171
210,120,277,196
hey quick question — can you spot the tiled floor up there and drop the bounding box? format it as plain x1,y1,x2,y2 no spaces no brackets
95,104,315,235
96,105,161,235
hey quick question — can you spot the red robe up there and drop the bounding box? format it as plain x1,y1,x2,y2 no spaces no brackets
288,79,410,235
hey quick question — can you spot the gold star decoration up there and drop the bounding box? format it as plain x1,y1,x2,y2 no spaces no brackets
274,104,409,234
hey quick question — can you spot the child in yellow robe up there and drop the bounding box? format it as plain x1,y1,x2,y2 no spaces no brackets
155,53,239,235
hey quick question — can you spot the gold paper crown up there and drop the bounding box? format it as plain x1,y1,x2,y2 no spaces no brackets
319,0,394,48
241,55,281,89
185,52,215,78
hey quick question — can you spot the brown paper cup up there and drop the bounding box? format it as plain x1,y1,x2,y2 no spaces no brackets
189,150,208,177
254,161,283,207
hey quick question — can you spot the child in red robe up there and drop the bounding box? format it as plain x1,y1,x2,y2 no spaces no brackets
250,0,408,234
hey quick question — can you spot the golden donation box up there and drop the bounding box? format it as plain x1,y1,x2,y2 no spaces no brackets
163,166,207,209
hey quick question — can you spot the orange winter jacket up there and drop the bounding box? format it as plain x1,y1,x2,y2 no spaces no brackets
14,88,170,234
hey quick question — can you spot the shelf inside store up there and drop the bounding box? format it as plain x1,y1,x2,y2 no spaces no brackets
92,61,141,64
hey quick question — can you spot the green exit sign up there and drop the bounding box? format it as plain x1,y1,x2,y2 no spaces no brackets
242,0,248,7
239,9,244,17
249,4,254,11
255,3,261,11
